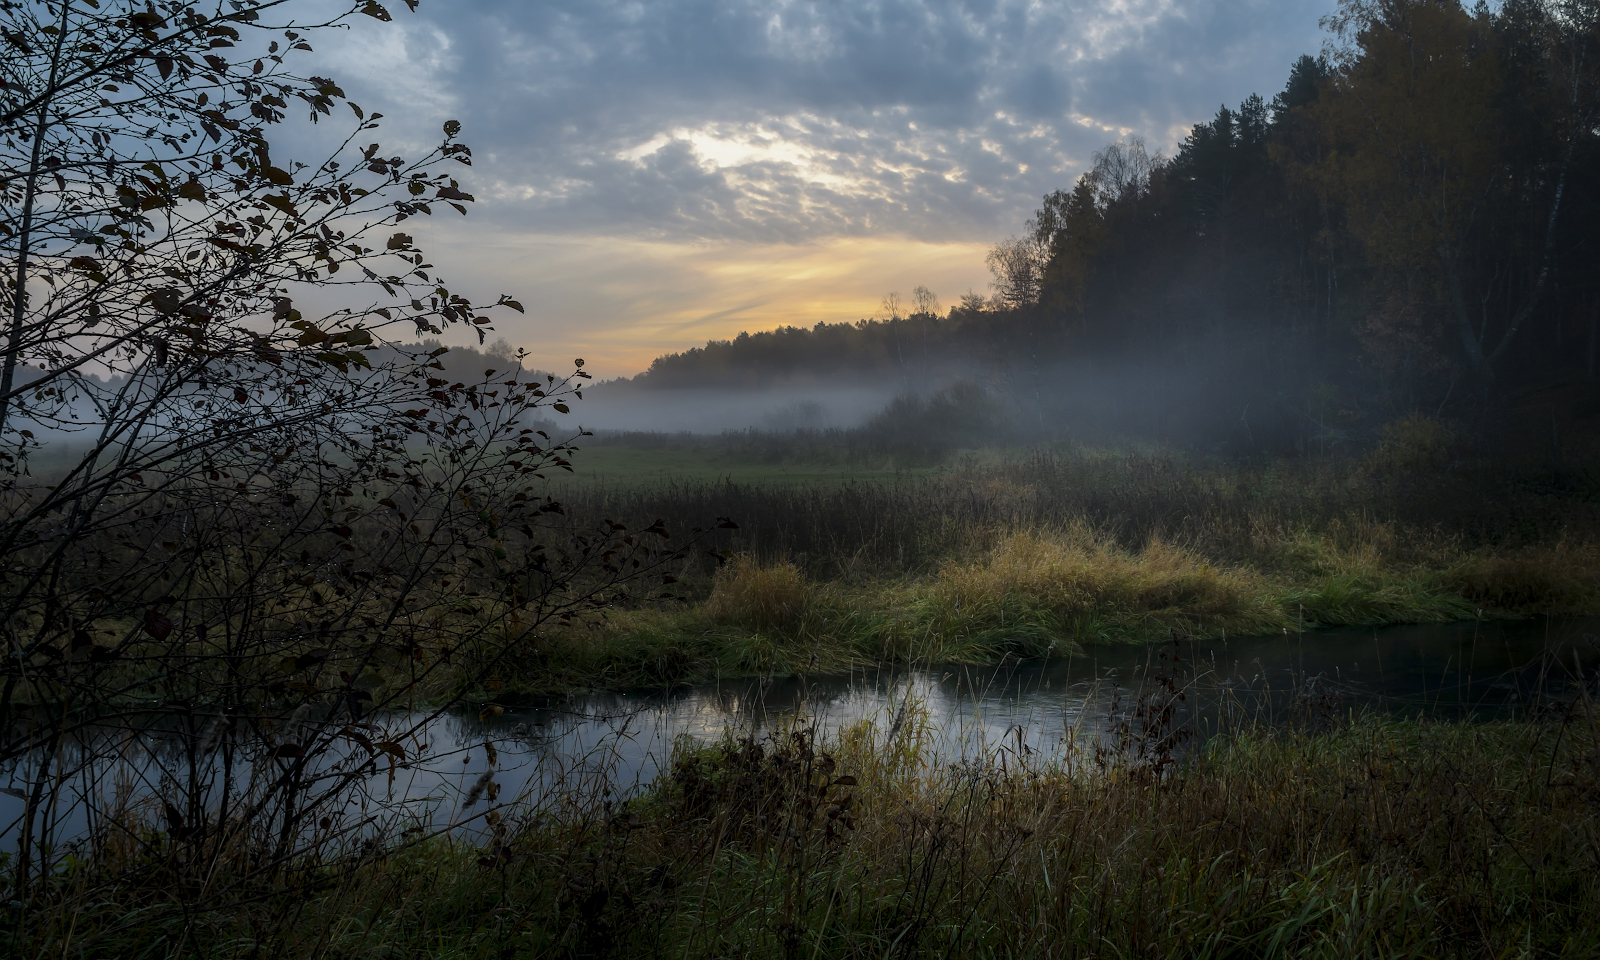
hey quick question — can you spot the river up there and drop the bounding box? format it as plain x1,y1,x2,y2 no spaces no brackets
3,615,1595,849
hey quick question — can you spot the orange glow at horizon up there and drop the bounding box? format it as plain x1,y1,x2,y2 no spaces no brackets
398,225,997,379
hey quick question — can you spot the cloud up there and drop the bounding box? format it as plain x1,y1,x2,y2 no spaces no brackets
282,1,1336,374
321,0,1333,245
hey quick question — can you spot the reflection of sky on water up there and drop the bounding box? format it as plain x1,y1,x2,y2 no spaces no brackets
448,615,1600,816
6,617,1598,848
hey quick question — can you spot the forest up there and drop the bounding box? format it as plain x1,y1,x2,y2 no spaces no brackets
620,0,1600,458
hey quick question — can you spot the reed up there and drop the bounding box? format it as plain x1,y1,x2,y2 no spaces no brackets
489,447,1600,692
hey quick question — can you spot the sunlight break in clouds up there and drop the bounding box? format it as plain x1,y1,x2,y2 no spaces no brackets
381,221,994,377
310,0,1333,375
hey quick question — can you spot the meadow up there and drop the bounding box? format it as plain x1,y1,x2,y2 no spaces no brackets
20,429,1595,708
481,428,1600,696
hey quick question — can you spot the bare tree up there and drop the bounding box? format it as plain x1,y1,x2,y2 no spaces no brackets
0,0,683,941
879,291,904,321
1088,136,1160,207
986,235,1046,309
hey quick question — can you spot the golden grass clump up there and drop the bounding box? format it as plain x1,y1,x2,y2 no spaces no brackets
703,555,814,633
932,527,1282,638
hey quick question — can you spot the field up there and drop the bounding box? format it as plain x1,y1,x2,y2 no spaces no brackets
549,442,943,487
20,434,1594,705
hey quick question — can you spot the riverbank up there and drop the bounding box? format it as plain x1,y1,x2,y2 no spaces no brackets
430,443,1600,697
480,525,1600,696
23,709,1598,958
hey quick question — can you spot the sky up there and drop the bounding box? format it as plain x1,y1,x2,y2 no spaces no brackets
308,0,1337,378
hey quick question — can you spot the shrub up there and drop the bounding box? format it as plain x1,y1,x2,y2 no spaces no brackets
703,556,814,633
1367,413,1455,475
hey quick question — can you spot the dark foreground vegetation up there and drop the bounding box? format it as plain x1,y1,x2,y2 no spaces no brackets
14,705,1600,958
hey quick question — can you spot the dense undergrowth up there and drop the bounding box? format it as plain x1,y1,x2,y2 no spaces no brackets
18,700,1600,958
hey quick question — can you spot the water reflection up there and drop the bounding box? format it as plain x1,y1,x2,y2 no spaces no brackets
4,616,1597,849
427,615,1600,823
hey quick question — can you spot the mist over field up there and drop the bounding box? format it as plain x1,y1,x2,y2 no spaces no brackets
546,322,1384,461
573,384,898,435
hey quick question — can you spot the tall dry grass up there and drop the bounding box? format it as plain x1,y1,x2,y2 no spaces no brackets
491,516,1600,695
163,447,1593,698
703,556,815,633
551,446,1600,580
929,526,1285,642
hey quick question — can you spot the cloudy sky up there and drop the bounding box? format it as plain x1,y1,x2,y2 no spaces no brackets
313,0,1335,377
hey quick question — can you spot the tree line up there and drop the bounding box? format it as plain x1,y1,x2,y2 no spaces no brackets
620,0,1600,455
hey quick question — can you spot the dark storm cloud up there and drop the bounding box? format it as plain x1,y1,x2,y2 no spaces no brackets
327,0,1331,243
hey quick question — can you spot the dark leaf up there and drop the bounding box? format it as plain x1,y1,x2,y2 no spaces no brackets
150,288,180,315
143,610,173,640
263,194,298,216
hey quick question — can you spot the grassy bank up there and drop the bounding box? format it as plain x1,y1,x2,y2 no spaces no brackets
23,707,1600,958
494,520,1600,695
408,436,1600,695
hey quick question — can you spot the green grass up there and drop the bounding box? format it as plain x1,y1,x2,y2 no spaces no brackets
28,443,1594,706
481,440,1600,696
